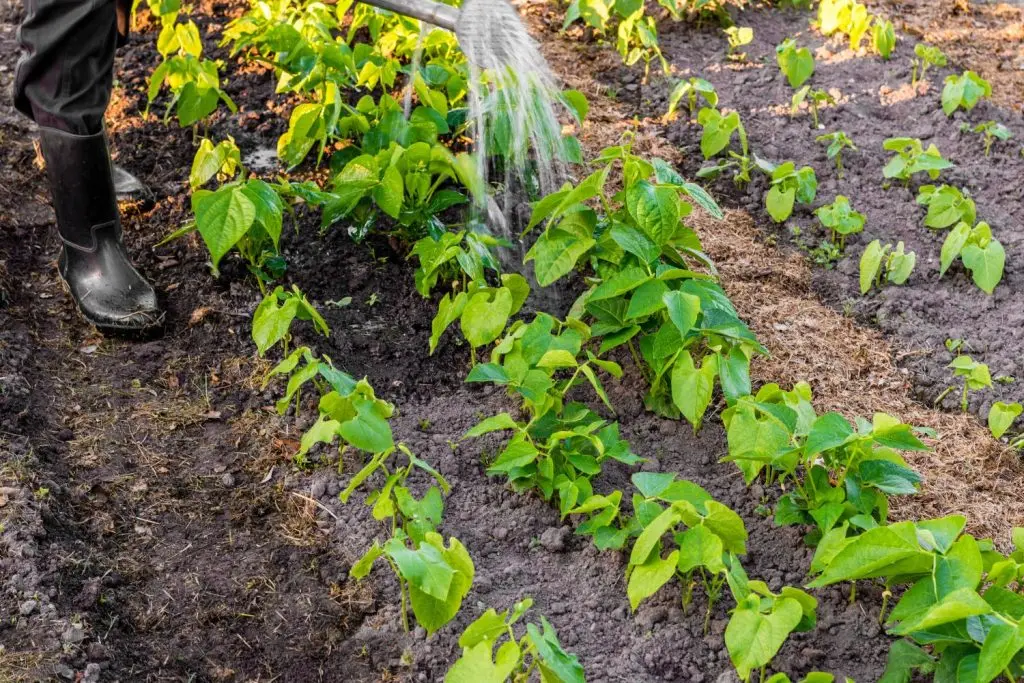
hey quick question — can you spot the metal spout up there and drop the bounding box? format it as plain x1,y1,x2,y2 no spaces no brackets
355,0,460,32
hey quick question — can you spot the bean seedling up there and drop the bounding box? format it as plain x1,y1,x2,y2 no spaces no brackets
881,137,952,184
939,221,1006,294
444,598,585,683
962,120,1013,156
988,401,1022,440
665,77,718,122
791,87,835,129
872,19,895,59
724,26,753,60
915,184,976,229
934,355,992,412
942,70,992,116
815,195,865,249
816,131,856,176
776,38,815,88
910,43,946,86
757,159,818,223
859,240,916,294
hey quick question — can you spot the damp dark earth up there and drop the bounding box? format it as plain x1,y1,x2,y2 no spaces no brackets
1,0,1023,681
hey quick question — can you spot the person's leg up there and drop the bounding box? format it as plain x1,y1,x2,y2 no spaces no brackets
14,0,162,332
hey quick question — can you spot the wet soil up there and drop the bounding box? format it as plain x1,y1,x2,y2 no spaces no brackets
591,4,1024,420
0,1,1017,682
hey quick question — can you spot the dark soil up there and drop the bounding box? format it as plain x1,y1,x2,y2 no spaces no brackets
0,1,1012,682
597,4,1024,421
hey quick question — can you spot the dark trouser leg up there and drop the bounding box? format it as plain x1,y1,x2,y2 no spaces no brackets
14,0,118,135
14,0,163,332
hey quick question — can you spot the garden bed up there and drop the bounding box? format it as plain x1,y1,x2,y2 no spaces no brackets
1,0,1022,680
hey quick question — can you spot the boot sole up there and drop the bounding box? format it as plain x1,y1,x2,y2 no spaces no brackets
57,274,166,337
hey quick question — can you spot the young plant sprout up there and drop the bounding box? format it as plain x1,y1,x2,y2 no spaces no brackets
934,355,992,412
791,86,835,129
859,240,916,293
665,77,718,122
910,43,946,86
816,131,856,176
916,184,976,229
724,26,753,60
942,70,992,115
776,38,815,88
962,120,1013,156
872,18,895,59
815,195,865,249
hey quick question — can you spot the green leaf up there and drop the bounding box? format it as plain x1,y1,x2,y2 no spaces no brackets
387,539,454,601
977,622,1024,683
681,182,724,220
726,595,804,679
859,460,921,495
590,266,652,301
805,412,854,456
808,523,932,587
611,224,661,264
465,363,510,384
662,290,701,337
373,165,404,218
406,535,474,635
445,640,519,683
988,401,1023,439
630,506,680,566
464,413,519,438
527,617,586,683
430,292,467,355
626,279,670,320
877,640,935,683
626,180,681,245
339,399,394,453
719,347,751,403
702,500,748,555
627,549,679,611
890,587,992,635
526,210,597,287
349,541,384,579
671,351,718,430
460,288,513,349
962,239,1005,294
676,524,725,573
859,239,885,294
765,185,796,223
940,221,972,277
193,185,256,269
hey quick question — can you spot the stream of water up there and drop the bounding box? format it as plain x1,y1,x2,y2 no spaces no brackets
405,0,573,308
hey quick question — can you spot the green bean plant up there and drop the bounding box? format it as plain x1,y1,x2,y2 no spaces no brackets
756,159,818,223
791,87,835,129
525,143,765,425
665,77,718,122
815,195,864,249
808,515,1024,682
882,137,953,184
444,598,585,683
916,184,976,229
962,121,1014,157
816,130,856,176
910,43,946,86
942,71,992,116
347,444,474,635
934,355,992,412
940,221,1006,294
146,8,237,127
776,38,815,88
724,26,753,60
859,240,916,294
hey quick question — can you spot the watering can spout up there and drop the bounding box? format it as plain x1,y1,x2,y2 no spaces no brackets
355,0,460,32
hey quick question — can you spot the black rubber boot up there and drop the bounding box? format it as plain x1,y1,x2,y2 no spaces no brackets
112,163,154,204
38,127,163,333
